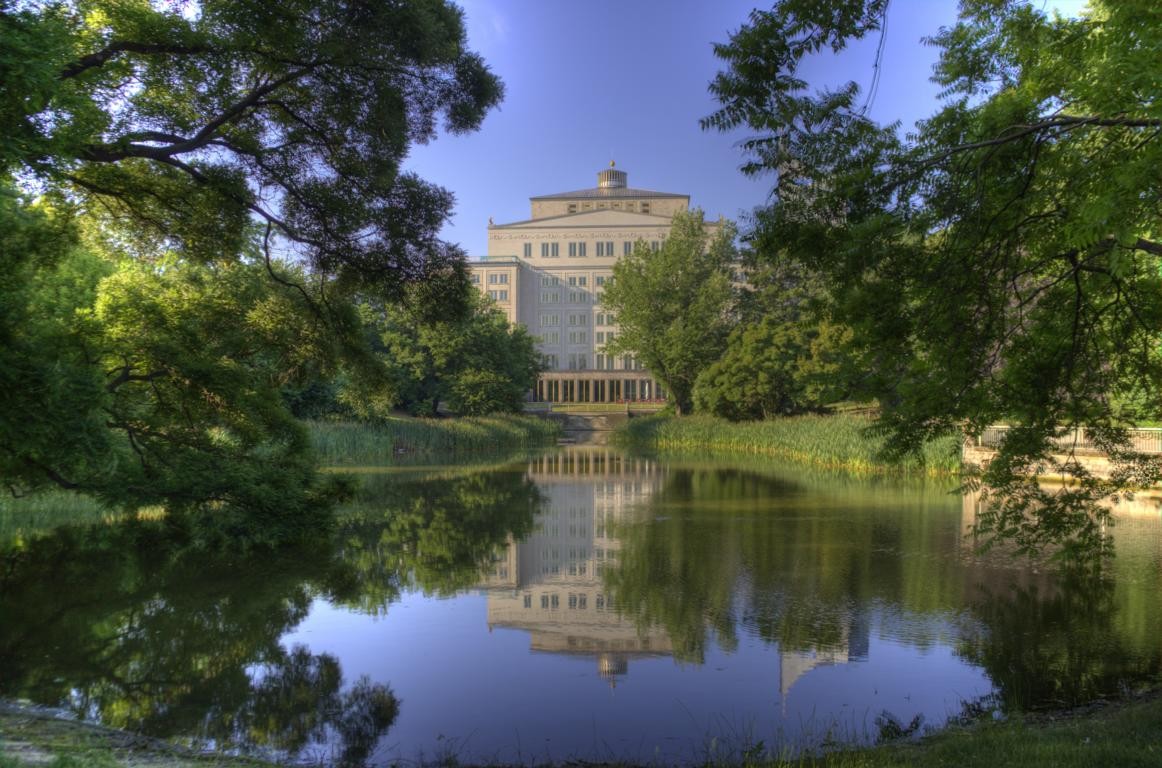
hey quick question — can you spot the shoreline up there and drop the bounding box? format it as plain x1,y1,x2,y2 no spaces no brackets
4,687,1160,767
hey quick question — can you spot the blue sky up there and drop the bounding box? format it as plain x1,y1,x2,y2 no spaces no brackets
405,0,1088,257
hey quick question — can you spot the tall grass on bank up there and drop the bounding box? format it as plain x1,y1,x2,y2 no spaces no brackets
0,491,123,544
617,414,962,476
308,414,561,466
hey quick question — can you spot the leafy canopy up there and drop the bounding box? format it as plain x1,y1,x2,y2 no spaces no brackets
705,0,1162,561
601,210,738,415
0,0,502,536
364,291,543,417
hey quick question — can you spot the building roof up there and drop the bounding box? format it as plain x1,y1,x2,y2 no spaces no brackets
530,186,688,201
491,209,676,229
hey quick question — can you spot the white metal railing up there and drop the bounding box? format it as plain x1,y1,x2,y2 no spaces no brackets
974,425,1162,454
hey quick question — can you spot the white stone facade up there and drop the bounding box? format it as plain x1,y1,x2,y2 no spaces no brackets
469,165,709,402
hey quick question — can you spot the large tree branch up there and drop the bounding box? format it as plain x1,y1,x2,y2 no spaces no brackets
60,40,213,80
923,115,1162,166
78,67,314,162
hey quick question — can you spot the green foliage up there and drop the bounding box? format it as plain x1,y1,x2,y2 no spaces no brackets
694,317,853,419
3,0,502,296
367,291,543,417
619,414,960,475
705,0,1162,559
1,1,502,538
601,210,738,415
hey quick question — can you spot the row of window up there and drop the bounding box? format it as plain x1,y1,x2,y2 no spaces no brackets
539,313,615,327
524,592,616,611
523,241,659,259
540,354,639,371
470,273,511,284
566,199,650,214
487,290,509,301
541,275,606,287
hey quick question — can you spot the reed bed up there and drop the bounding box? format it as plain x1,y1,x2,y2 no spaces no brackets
308,414,561,465
618,414,962,476
0,491,125,543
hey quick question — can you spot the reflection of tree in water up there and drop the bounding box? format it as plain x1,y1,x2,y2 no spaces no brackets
333,468,544,607
0,522,396,764
603,467,1162,709
0,466,544,762
958,570,1162,710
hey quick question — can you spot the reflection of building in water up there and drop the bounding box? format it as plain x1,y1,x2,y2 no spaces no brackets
479,448,672,685
778,612,870,706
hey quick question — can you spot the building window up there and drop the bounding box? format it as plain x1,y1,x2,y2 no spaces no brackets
607,313,616,324
541,291,559,303
596,276,606,286
567,203,577,213
595,331,605,343
499,290,508,301
651,240,660,252
470,273,480,284
524,594,532,608
552,242,559,257
524,243,532,258
578,354,588,369
545,354,559,368
596,353,605,369
596,242,605,257
540,314,559,326
568,242,577,258
568,331,587,344
641,202,650,214
545,331,559,344
604,241,613,255
578,276,587,286
623,241,632,255
568,276,577,286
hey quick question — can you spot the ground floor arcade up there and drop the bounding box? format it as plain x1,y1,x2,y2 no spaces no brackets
532,372,666,404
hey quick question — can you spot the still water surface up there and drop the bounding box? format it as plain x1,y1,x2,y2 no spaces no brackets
2,448,1160,766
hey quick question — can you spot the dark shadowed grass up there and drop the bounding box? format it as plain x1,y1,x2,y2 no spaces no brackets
617,414,961,476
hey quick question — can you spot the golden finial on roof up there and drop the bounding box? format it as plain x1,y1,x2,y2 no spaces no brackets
610,160,616,168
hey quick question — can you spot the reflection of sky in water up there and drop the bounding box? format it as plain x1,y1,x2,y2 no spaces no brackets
283,596,991,765
6,448,1156,767
279,449,1024,765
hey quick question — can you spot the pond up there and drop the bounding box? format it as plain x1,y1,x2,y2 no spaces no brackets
1,448,1160,766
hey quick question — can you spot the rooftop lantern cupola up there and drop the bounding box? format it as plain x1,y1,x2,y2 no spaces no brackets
597,160,627,190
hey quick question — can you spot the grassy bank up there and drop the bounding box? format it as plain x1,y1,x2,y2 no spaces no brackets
0,703,278,768
3,692,1159,767
779,691,1162,767
617,414,961,476
308,414,560,466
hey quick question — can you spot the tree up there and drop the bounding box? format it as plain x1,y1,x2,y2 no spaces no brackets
367,291,543,417
704,0,1162,562
1,1,502,532
693,316,851,420
601,210,738,415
